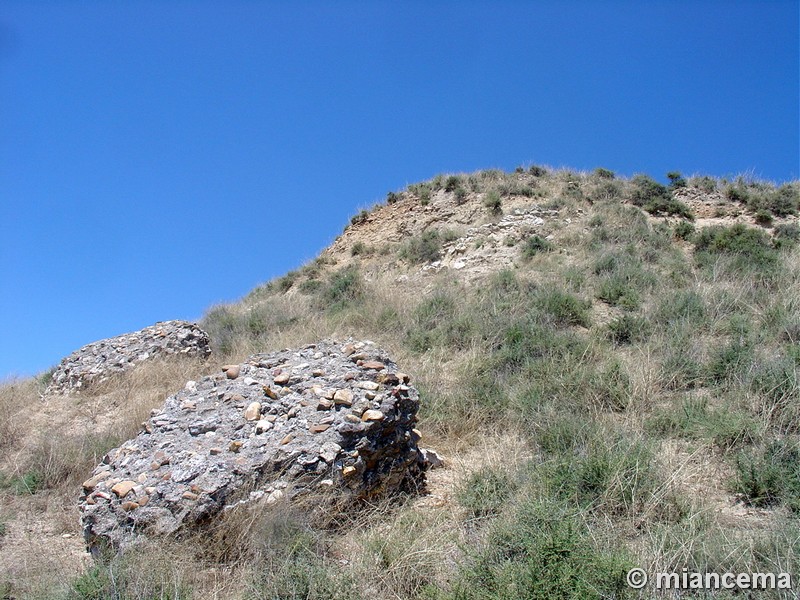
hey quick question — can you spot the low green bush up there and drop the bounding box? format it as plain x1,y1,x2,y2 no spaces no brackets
528,165,548,177
457,467,519,520
318,265,363,311
535,288,591,328
652,289,706,329
399,229,456,264
646,397,759,449
774,222,800,248
694,223,778,272
735,439,800,512
755,209,773,227
667,171,687,190
444,175,462,192
674,220,695,240
405,292,476,352
351,241,368,256
520,234,554,259
593,253,656,310
705,338,754,385
449,498,633,600
483,191,502,215
689,175,718,193
629,174,694,219
606,314,651,345
349,209,370,227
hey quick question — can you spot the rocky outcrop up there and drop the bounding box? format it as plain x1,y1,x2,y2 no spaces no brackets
45,321,211,396
79,340,426,554
418,207,558,278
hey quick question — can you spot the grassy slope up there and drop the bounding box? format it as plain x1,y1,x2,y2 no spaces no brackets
1,167,799,599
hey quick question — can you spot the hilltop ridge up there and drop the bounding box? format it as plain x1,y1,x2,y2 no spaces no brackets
1,164,799,598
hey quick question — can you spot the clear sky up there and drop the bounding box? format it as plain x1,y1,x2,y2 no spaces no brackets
1,1,798,380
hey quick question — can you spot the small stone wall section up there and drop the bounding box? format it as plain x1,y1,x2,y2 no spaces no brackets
79,340,426,554
45,321,211,396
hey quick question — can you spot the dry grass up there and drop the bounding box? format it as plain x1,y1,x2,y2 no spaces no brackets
3,169,799,598
0,356,214,598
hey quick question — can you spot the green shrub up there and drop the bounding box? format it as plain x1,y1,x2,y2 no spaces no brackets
399,229,454,264
541,438,657,515
751,354,800,433
536,289,591,328
0,469,43,495
653,290,706,327
454,186,468,204
674,221,695,240
275,270,299,293
351,241,368,256
201,304,240,354
408,181,434,205
667,171,687,189
646,398,759,449
520,234,554,259
349,209,370,227
768,184,799,217
690,175,718,193
449,498,633,600
755,209,773,227
593,253,656,310
457,467,519,520
593,167,615,179
493,322,583,374
629,174,694,218
705,408,761,450
444,175,462,192
646,396,709,438
406,292,475,352
528,165,548,177
67,566,113,600
606,314,650,345
498,181,535,197
774,222,800,247
596,275,642,310
534,413,596,456
386,191,400,205
735,439,800,512
694,223,778,271
318,266,363,311
653,320,706,391
298,279,323,294
590,180,624,202
705,338,754,385
725,181,798,218
630,175,671,208
483,191,502,215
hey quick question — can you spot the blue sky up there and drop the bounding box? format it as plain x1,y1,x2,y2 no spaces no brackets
1,1,798,379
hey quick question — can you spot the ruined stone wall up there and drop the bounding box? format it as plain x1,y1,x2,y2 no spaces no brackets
45,321,211,396
79,340,427,553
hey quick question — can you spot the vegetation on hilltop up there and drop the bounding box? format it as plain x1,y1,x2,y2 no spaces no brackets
1,166,799,598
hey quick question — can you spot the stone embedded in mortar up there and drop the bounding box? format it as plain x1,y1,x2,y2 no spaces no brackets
45,321,212,396
79,339,428,555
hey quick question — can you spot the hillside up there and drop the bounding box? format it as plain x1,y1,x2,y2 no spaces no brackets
2,165,800,599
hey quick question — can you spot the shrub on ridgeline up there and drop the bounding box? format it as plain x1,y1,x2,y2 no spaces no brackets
629,174,694,219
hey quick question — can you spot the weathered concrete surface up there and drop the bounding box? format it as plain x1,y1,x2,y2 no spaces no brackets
79,340,426,554
45,321,211,396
